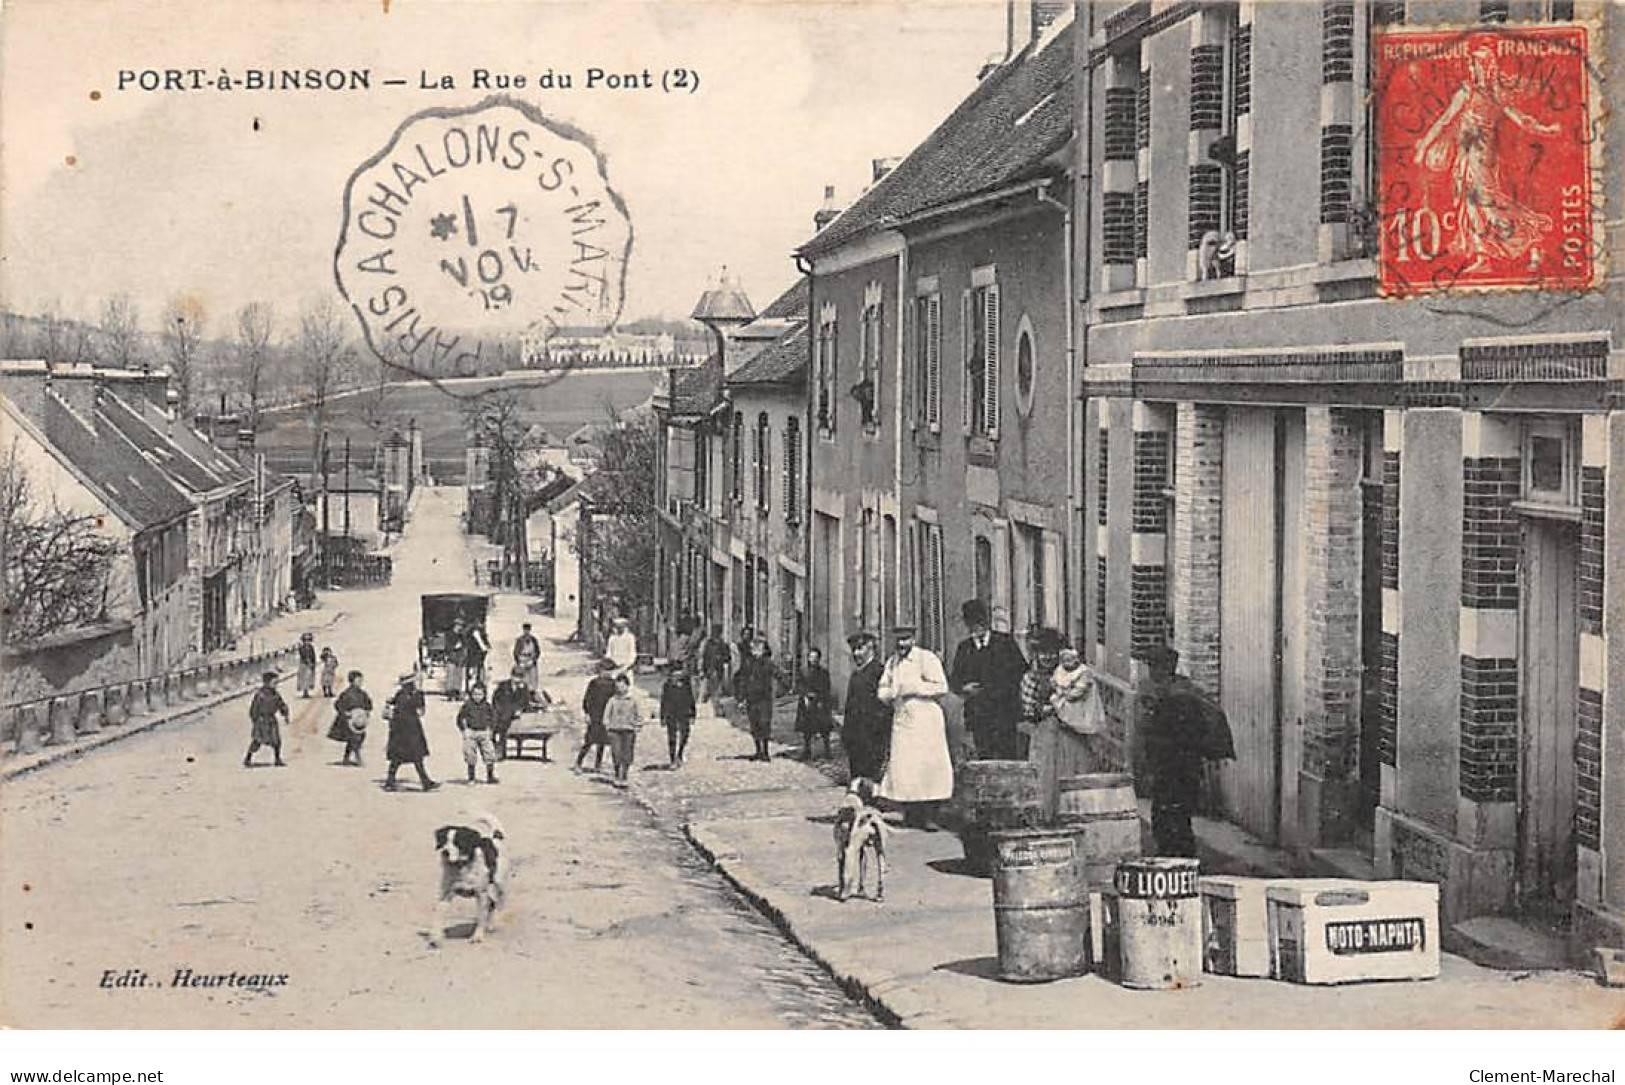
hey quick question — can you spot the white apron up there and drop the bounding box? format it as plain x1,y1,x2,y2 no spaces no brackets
877,647,954,802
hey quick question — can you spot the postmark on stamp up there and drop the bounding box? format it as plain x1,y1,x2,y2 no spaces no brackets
1373,22,1603,297
334,95,632,379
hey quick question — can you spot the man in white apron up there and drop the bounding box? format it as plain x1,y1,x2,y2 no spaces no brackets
877,625,954,829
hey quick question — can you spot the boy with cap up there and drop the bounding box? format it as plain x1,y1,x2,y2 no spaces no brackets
457,683,500,784
842,631,891,782
245,671,290,767
659,660,697,768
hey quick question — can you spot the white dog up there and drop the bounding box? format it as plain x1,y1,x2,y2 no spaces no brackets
428,813,508,947
834,778,887,902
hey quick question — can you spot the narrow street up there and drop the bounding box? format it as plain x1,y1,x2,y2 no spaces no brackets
0,488,880,1028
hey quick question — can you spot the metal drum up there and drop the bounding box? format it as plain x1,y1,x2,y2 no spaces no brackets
1107,857,1203,990
953,760,1042,876
990,828,1091,983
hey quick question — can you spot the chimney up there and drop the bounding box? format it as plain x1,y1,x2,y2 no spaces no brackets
0,360,50,422
814,185,841,232
871,157,901,183
50,362,102,424
1031,1,1067,42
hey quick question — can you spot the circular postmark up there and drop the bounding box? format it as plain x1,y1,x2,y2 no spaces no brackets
335,95,632,380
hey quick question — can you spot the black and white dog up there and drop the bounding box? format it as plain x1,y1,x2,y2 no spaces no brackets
833,778,887,902
428,813,508,947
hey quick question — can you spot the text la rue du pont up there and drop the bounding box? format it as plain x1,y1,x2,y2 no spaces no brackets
115,66,700,93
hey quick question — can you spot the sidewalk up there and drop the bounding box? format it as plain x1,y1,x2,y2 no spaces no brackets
609,692,1624,1028
1,605,348,782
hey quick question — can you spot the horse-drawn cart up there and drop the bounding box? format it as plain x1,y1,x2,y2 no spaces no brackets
417,592,491,678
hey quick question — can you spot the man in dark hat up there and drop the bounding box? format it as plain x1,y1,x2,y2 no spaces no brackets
949,599,1028,760
575,657,619,773
1142,645,1232,856
384,670,439,791
841,631,891,782
245,671,290,767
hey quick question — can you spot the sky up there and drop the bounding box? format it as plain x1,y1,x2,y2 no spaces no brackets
0,0,1006,340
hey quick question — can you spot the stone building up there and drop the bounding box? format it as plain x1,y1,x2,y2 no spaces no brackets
1076,0,1625,946
797,6,1075,690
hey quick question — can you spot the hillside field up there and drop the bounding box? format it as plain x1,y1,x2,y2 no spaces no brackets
256,368,666,481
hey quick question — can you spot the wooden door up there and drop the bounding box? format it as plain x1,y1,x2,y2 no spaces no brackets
1519,519,1579,917
1220,407,1282,843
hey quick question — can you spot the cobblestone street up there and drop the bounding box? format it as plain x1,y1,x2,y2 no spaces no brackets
0,489,879,1028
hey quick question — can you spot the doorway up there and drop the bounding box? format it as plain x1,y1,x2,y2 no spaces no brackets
1518,516,1579,921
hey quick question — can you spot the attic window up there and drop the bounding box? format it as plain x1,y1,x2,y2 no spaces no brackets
1014,92,1055,128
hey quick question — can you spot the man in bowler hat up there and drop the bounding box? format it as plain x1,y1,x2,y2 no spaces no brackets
949,599,1028,760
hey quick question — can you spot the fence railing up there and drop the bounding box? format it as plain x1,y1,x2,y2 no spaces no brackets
1,645,300,758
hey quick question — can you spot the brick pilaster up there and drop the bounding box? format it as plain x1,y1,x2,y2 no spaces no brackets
1172,402,1223,699
1459,413,1520,810
1578,688,1603,852
1131,406,1171,662
1102,55,1140,292
1233,3,1252,260
1580,465,1605,635
1185,12,1228,280
1298,407,1365,843
1135,66,1150,283
1318,0,1357,261
1378,417,1401,772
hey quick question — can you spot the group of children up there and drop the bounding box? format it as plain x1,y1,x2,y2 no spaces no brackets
572,657,701,785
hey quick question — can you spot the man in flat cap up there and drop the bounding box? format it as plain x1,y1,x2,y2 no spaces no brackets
949,599,1028,760
877,624,953,828
1142,645,1232,856
841,631,891,782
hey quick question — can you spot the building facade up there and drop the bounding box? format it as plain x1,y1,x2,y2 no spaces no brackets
1078,0,1625,943
799,10,1075,690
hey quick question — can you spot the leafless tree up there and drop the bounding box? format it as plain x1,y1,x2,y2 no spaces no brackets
33,299,67,362
98,294,144,370
161,294,206,414
0,441,124,647
235,300,276,429
296,295,355,478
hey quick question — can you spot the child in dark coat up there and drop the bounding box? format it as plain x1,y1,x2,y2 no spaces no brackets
794,648,834,760
660,662,697,768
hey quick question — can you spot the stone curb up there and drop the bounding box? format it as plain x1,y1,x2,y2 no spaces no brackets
685,820,911,1029
2,610,348,784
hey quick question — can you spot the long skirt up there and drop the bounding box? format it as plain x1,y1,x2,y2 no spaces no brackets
443,663,465,695
879,698,953,802
516,661,539,691
296,663,316,694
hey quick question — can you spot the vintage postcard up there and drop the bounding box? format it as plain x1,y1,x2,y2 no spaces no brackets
2,0,1624,1049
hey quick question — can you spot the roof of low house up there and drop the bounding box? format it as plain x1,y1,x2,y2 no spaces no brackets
15,391,195,530
669,357,723,418
99,393,248,495
757,277,809,320
690,279,756,323
727,324,808,387
798,17,1073,258
523,472,578,515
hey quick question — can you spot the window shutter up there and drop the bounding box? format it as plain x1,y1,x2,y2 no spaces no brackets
984,283,1001,439
927,294,942,433
829,324,838,432
1042,530,1065,637
871,305,882,422
961,290,973,432
930,525,946,651
991,520,1012,633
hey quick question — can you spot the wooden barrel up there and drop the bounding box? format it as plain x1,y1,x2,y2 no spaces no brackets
954,760,1042,876
1055,773,1142,887
990,828,1091,982
1105,857,1203,990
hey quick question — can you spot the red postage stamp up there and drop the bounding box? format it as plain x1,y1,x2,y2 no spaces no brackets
1373,23,1600,296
